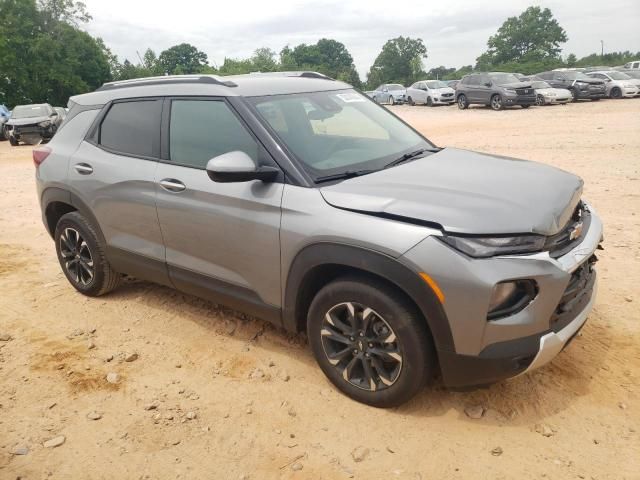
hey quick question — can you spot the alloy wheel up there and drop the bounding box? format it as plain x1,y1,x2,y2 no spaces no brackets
536,94,545,106
491,95,503,110
320,302,403,391
59,227,94,286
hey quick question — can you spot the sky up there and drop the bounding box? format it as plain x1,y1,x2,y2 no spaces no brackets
83,0,640,78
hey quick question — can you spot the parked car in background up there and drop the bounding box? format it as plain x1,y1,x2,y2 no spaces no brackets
372,84,406,105
621,60,640,70
35,73,603,407
405,80,455,106
5,103,62,145
586,71,640,98
0,104,10,141
537,71,606,101
456,72,536,110
446,80,460,89
531,80,572,105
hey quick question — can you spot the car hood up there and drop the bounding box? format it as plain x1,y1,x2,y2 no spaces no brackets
320,148,583,236
431,87,455,94
537,87,572,96
499,81,532,89
6,115,50,126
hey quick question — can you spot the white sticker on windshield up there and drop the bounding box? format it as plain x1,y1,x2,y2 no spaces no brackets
335,93,365,103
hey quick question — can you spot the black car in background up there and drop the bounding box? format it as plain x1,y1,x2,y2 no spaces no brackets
5,103,62,145
536,70,606,101
455,72,536,110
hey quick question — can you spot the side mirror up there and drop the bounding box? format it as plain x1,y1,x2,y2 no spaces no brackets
51,111,58,117
484,82,492,87
206,151,279,183
382,88,388,92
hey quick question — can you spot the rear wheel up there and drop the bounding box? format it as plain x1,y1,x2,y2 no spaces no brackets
54,212,121,297
571,89,579,102
389,95,395,105
610,87,622,99
407,96,415,106
307,276,434,407
490,94,503,111
457,94,468,109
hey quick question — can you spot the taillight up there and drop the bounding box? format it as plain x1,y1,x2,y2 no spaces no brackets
33,146,52,167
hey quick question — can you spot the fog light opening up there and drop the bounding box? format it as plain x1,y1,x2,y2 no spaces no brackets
487,280,537,320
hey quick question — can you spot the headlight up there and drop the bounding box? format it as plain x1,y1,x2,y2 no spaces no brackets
38,120,51,127
545,92,557,97
504,89,517,95
440,234,546,258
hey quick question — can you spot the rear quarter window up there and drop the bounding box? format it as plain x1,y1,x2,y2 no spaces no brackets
99,100,161,158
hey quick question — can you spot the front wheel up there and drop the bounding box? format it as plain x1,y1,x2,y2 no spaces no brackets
610,87,622,99
521,104,531,108
389,95,395,105
536,94,545,106
427,97,433,107
407,96,415,106
307,276,434,407
457,94,468,109
490,94,504,111
571,89,579,102
55,212,121,297
9,136,18,146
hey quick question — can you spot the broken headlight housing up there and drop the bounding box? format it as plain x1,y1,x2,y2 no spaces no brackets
440,234,546,258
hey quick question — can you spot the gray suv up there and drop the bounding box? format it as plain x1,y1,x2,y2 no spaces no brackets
35,73,603,407
456,72,536,110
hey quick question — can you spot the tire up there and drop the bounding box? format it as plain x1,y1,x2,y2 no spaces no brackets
372,96,378,103
490,94,503,111
571,89,579,102
54,212,121,297
521,104,531,108
426,97,433,107
591,98,601,101
407,96,415,106
457,94,468,109
9,136,18,146
307,276,434,407
0,126,6,141
389,95,395,105
536,94,545,106
610,87,622,99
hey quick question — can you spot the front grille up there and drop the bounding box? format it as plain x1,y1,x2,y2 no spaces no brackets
516,88,534,95
442,93,453,97
550,255,597,332
544,202,590,258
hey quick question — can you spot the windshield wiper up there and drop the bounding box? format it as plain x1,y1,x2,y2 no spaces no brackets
383,147,440,169
314,169,377,183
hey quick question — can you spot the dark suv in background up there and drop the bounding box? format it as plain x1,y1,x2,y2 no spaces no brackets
536,70,606,101
456,72,536,110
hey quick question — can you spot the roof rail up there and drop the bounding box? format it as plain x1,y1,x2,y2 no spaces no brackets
243,71,335,81
97,75,237,91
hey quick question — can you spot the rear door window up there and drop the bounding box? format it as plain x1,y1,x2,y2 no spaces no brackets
168,99,259,169
99,100,161,158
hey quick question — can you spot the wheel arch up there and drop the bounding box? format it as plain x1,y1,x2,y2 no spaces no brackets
42,187,106,244
283,243,455,353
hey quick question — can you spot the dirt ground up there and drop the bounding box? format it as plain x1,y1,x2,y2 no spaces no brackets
1,99,639,480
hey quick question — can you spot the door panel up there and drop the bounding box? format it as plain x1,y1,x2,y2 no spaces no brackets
155,163,284,306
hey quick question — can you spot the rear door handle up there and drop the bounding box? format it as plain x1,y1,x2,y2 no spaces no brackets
74,163,93,175
159,178,186,193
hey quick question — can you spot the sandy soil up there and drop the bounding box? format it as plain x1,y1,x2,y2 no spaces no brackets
1,99,639,480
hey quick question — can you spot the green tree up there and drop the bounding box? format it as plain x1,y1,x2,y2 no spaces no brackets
477,6,567,68
425,65,456,79
250,47,278,72
158,43,208,75
366,36,428,88
565,53,577,67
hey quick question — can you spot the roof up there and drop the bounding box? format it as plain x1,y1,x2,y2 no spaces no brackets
70,72,352,106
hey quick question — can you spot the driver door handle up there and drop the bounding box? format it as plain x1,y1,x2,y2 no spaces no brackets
159,178,186,193
74,163,93,175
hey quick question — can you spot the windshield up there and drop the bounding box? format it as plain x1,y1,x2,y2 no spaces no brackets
11,105,49,119
249,89,432,180
606,71,631,80
531,81,551,89
387,84,404,91
489,73,521,85
425,81,448,89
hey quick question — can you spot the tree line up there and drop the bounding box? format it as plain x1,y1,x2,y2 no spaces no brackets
1,1,638,108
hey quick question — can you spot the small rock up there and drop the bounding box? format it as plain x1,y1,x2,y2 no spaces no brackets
268,360,275,367
246,407,253,414
43,435,66,448
249,368,265,379
106,372,119,384
11,446,29,455
0,333,12,342
87,340,96,350
491,446,503,456
624,296,633,302
144,401,159,411
186,411,197,420
171,438,181,446
618,402,627,410
87,411,102,421
464,405,485,419
124,353,139,362
291,462,303,471
535,423,554,437
386,446,395,454
351,446,370,463
104,354,114,362
175,363,182,368
280,370,290,382
288,406,297,417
